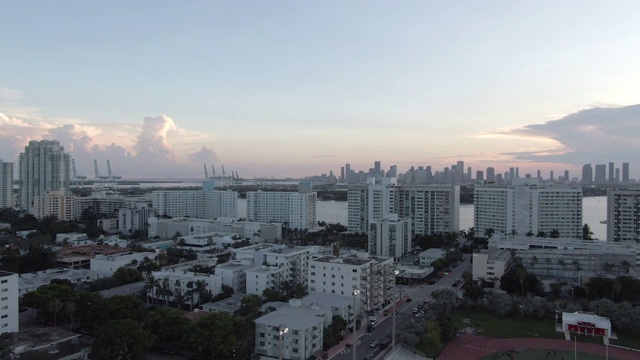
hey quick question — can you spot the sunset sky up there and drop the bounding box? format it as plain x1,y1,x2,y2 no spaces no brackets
1,1,640,179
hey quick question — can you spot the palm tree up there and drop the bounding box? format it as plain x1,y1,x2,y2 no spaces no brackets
558,259,567,270
174,288,186,309
64,302,76,332
194,280,207,306
48,298,62,327
611,280,622,301
160,278,173,307
516,268,527,299
530,256,539,268
544,258,552,277
621,260,631,273
143,275,160,304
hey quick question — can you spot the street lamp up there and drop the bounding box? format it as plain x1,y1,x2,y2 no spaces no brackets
352,288,360,360
278,324,289,360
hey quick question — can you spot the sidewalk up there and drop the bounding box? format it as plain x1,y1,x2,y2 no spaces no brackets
325,296,409,359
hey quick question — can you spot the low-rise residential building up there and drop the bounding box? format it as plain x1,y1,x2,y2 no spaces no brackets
368,215,412,259
232,244,319,289
254,299,324,360
201,292,247,314
148,217,281,242
418,248,446,267
56,244,130,269
245,265,288,296
0,271,18,334
149,270,223,306
215,262,253,293
476,235,640,285
308,253,394,314
471,249,513,282
90,252,157,276
18,268,104,296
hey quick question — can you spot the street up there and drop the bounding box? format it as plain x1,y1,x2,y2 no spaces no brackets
330,254,472,360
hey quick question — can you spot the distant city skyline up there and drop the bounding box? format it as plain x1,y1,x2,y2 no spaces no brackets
1,2,640,179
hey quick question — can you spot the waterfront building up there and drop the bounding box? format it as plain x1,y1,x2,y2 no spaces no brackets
148,217,282,242
582,164,593,184
152,188,238,219
474,180,582,238
18,140,71,214
607,188,640,242
246,190,316,230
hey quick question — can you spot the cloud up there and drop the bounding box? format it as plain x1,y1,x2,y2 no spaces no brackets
134,115,177,159
187,146,219,164
497,104,640,165
0,112,218,178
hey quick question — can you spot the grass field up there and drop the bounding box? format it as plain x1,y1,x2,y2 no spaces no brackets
478,349,611,360
451,309,640,351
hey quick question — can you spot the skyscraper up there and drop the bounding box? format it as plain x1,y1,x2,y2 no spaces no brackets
581,164,592,184
0,159,14,208
595,164,606,183
609,162,615,183
486,167,495,182
622,162,630,183
19,140,71,214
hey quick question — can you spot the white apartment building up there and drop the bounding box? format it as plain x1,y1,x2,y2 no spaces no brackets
0,160,13,209
246,191,316,230
74,191,152,220
472,249,513,282
245,265,289,296
254,300,324,360
152,189,238,219
232,244,319,288
0,271,19,334
348,178,459,237
215,261,253,293
118,206,154,234
308,253,394,314
90,252,158,276
368,215,411,259
32,191,76,220
418,248,446,267
18,140,71,214
474,181,583,238
148,217,281,241
607,188,640,242
149,270,223,306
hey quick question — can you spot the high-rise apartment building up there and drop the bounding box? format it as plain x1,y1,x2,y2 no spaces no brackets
0,160,13,208
347,178,459,241
368,215,411,258
246,190,316,230
474,181,583,238
622,162,630,183
606,188,640,242
18,140,71,213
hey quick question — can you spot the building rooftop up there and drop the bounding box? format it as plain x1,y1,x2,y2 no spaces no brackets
202,292,247,313
255,303,325,330
312,255,373,266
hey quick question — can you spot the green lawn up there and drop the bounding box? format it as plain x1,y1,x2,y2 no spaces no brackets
478,349,610,360
452,309,640,351
451,310,564,339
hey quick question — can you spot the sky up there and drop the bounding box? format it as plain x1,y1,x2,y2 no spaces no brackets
1,1,640,179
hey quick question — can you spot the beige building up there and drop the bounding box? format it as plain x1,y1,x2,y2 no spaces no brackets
32,191,75,220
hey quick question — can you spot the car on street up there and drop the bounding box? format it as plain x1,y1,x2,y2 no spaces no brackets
369,340,379,348
368,318,377,326
379,339,391,349
412,308,419,314
364,355,373,360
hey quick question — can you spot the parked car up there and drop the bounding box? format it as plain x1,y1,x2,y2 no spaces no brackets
369,340,379,348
